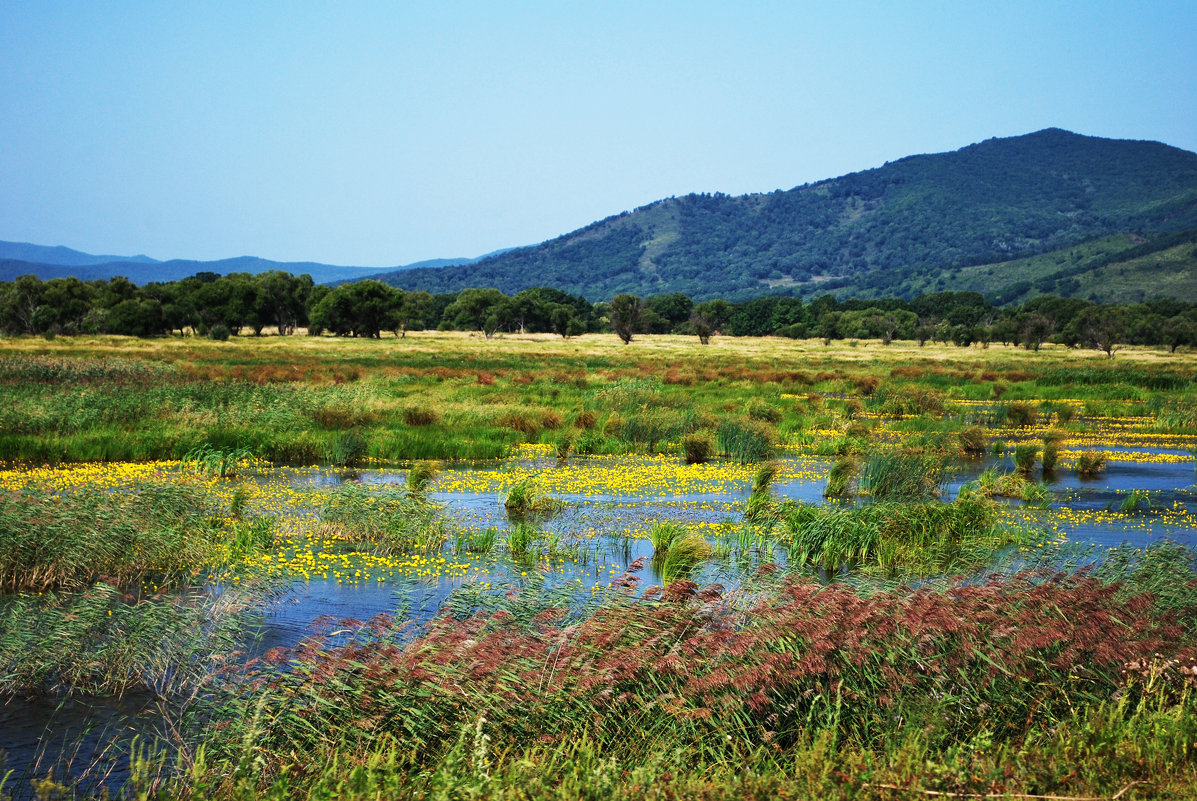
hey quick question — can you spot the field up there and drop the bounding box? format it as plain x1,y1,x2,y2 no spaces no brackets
1,331,1196,800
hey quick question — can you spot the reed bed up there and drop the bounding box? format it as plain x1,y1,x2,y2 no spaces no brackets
173,543,1197,800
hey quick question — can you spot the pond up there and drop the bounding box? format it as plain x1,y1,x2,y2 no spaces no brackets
4,448,1196,796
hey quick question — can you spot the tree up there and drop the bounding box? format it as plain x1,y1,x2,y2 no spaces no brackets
442,288,508,333
1018,314,1053,351
1073,306,1126,358
393,290,435,336
645,293,693,332
1161,316,1197,353
608,294,645,344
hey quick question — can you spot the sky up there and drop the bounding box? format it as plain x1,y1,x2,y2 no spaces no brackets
1,1,1195,268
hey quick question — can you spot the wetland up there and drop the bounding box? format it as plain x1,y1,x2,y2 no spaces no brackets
1,332,1196,799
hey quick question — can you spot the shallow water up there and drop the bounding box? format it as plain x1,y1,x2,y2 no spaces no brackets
6,449,1197,795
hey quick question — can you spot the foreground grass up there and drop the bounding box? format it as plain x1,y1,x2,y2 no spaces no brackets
111,543,1197,801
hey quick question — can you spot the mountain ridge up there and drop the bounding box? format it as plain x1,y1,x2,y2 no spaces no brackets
0,244,495,286
374,128,1197,302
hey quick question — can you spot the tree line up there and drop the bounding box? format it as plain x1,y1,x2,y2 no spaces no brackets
2,271,1196,355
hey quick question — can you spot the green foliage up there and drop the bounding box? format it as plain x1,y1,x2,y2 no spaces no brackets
824,455,858,498
1013,444,1040,473
184,444,253,478
856,448,947,502
321,483,449,554
505,521,538,557
648,522,685,554
0,482,221,593
1077,451,1110,477
326,428,368,468
680,432,714,464
958,425,987,455
406,461,439,497
1041,440,1060,472
658,536,712,583
783,497,1010,573
503,476,563,519
715,417,774,462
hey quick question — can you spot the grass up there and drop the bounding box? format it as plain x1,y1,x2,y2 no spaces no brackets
780,497,1024,574
503,476,564,519
320,482,450,553
162,542,1197,800
4,333,1197,797
0,481,223,593
856,447,946,502
1077,450,1110,477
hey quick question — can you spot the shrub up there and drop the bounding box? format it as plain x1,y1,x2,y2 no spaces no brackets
648,522,685,555
824,456,858,497
681,433,714,465
499,410,541,437
407,461,439,497
746,398,783,423
1041,441,1060,472
207,323,231,341
464,527,498,554
404,406,439,426
744,462,780,523
321,483,447,554
783,497,1001,573
505,522,538,557
327,429,369,468
1055,404,1077,424
183,444,253,478
870,384,944,416
1013,444,1039,474
959,426,987,456
1004,401,1039,428
658,536,712,583
1077,451,1109,478
503,476,563,519
554,432,574,461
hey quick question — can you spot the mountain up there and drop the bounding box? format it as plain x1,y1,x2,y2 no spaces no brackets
375,129,1197,302
0,241,159,267
0,245,486,285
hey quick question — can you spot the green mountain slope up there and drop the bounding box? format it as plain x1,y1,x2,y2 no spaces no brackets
380,128,1197,301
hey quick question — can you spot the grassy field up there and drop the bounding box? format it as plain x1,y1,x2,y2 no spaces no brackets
1,331,1194,465
2,331,1197,800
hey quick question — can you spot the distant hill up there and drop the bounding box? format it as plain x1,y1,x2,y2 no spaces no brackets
0,243,489,285
375,129,1197,302
0,241,159,267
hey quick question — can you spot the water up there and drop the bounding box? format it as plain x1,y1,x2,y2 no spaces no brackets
5,449,1195,795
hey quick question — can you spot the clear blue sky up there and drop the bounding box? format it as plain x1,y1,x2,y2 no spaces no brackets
2,1,1194,267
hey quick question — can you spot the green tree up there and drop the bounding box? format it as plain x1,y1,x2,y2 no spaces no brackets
608,293,645,344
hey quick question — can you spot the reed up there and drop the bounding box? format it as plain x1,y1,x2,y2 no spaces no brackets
503,476,564,519
716,417,774,463
175,543,1197,800
856,447,946,502
1077,451,1110,478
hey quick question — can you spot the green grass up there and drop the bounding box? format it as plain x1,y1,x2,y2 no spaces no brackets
856,448,946,502
0,481,223,593
320,482,450,553
780,497,1024,574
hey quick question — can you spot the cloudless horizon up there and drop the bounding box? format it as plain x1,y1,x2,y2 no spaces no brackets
2,1,1194,267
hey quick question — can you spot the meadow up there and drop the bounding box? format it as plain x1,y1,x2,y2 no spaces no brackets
1,330,1196,800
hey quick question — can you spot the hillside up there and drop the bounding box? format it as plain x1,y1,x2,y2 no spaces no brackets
378,129,1197,302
